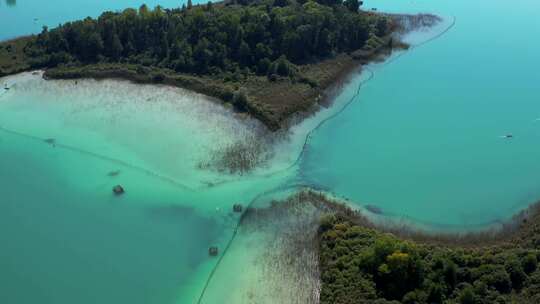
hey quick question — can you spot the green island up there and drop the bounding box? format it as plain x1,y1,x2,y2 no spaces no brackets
0,0,424,130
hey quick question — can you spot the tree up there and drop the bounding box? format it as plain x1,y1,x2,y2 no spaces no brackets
444,261,458,289
25,0,390,79
459,286,476,304
238,41,251,66
257,58,271,75
139,4,149,15
318,28,333,56
505,257,527,290
254,43,271,61
273,0,289,7
193,38,212,72
275,55,293,76
377,251,425,300
84,32,104,61
110,34,123,59
376,18,389,36
47,31,69,52
315,0,341,6
232,90,248,110
344,0,360,12
159,32,169,59
523,253,538,274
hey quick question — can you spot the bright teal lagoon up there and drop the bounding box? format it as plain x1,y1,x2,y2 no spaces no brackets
1,0,540,303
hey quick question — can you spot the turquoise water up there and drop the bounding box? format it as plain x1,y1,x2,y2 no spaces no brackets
1,0,540,303
302,0,540,228
0,133,221,304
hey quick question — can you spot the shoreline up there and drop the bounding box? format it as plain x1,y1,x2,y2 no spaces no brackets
0,13,437,131
1,44,388,131
286,189,540,248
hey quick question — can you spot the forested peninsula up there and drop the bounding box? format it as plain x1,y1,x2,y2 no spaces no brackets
317,201,540,304
0,0,430,130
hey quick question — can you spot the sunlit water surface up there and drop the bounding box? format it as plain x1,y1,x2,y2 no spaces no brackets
1,0,540,303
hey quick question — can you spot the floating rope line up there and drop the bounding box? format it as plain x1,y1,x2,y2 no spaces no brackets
0,126,197,192
195,181,311,304
196,15,458,304
287,15,458,173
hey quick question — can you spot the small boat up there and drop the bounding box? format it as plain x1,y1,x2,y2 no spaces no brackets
505,134,513,139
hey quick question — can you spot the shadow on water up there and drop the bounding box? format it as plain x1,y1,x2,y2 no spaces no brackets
145,204,224,227
4,0,17,7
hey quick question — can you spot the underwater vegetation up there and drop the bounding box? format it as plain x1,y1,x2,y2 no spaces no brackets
4,0,16,7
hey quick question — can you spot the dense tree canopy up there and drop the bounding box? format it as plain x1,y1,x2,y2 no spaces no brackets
319,214,540,304
24,0,391,76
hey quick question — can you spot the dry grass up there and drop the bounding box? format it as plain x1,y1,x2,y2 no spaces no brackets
199,133,274,174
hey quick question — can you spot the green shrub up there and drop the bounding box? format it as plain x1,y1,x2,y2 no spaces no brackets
523,253,538,274
319,217,540,304
232,90,248,111
458,286,475,304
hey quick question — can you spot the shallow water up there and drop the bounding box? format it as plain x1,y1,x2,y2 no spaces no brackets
1,0,540,303
0,73,295,303
0,136,221,304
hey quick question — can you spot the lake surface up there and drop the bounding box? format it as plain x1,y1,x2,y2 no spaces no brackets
302,0,540,229
1,0,540,303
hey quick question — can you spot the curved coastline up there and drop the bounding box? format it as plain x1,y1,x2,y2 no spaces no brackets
0,11,440,131
256,188,540,247
195,187,540,303
308,188,540,243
